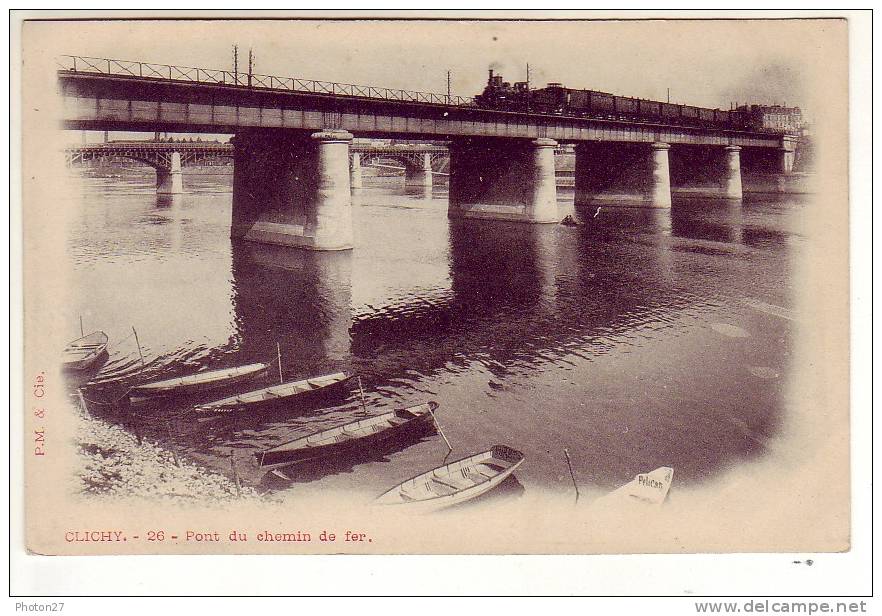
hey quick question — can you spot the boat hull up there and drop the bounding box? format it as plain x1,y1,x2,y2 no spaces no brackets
62,331,109,371
128,363,269,404
258,411,435,471
62,351,108,371
374,445,525,512
193,373,356,414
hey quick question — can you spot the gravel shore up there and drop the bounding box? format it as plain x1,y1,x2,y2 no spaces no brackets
74,406,261,503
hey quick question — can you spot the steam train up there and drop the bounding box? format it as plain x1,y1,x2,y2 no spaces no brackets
474,69,759,132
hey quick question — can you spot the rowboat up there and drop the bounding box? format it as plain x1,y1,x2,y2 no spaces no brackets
374,445,525,511
257,401,439,470
597,466,674,506
128,362,269,404
193,371,355,414
62,331,109,370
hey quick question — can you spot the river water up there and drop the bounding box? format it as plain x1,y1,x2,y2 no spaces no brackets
64,166,807,504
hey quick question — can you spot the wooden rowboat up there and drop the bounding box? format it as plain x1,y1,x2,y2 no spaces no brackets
62,331,109,370
193,371,355,414
374,445,525,511
257,401,438,470
598,466,674,507
128,362,270,404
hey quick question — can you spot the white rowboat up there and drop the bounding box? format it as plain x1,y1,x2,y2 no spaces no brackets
598,466,674,506
62,331,108,370
375,445,525,512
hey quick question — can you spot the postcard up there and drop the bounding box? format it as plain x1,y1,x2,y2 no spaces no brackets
18,15,850,559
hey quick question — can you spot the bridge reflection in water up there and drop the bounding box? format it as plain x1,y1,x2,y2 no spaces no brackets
67,172,793,499
230,241,353,368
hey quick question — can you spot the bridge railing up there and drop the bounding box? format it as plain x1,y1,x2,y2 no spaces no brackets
69,141,231,149
57,55,475,106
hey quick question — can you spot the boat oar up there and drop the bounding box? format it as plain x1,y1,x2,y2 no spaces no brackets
276,342,283,384
357,376,368,412
132,326,146,373
271,468,292,481
428,405,453,452
564,448,580,504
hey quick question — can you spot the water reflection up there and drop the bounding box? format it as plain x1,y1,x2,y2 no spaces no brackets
154,193,183,209
230,240,353,369
67,171,798,497
671,199,745,245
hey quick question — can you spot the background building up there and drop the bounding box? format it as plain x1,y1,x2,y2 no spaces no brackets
736,104,804,133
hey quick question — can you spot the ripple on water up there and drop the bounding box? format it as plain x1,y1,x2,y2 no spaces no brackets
710,323,750,338
67,173,798,495
748,366,780,379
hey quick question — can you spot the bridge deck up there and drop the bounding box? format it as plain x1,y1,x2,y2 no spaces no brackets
59,71,788,149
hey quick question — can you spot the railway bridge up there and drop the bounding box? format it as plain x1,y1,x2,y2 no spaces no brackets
58,55,798,250
65,140,452,192
66,141,232,194
349,144,450,188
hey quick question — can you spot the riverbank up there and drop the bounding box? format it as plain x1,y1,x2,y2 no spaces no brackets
74,405,261,503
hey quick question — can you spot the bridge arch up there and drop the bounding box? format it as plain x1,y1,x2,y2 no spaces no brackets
356,151,448,175
66,144,236,172
178,151,233,168
67,150,168,171
66,146,188,194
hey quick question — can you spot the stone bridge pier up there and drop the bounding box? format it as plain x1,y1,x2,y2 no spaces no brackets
574,142,747,208
405,152,434,188
574,142,673,208
448,137,560,223
231,128,354,251
738,144,804,193
350,152,363,189
155,152,183,195
668,145,743,200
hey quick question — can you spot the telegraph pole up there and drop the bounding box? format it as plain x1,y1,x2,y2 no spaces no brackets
667,88,670,103
526,62,531,112
233,45,238,85
447,70,451,103
248,48,254,87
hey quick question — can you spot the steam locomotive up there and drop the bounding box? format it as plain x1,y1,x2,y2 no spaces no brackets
474,69,759,131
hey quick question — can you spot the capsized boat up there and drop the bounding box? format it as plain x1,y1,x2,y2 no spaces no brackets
257,401,439,470
193,371,355,414
62,331,109,370
599,466,674,506
128,362,269,404
374,445,525,511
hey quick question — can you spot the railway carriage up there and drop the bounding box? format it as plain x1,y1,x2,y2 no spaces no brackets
566,89,591,112
614,95,638,115
638,99,662,118
680,105,700,121
588,91,616,114
473,69,776,133
659,102,681,119
714,109,731,125
697,108,716,124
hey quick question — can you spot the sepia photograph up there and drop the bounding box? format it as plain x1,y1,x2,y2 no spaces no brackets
10,9,869,599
